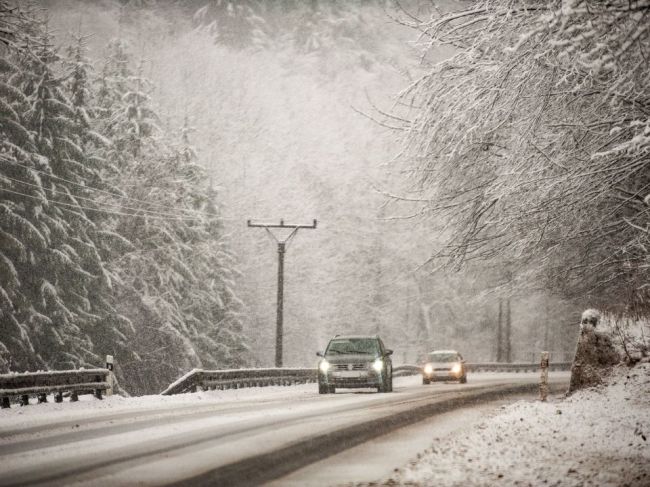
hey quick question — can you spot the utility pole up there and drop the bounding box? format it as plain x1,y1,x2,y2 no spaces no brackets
505,297,512,363
496,298,503,362
247,219,317,367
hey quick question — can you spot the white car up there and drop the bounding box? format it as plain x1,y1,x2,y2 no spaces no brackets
421,350,467,384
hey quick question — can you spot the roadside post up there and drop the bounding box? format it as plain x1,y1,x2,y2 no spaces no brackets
106,355,114,396
539,351,549,401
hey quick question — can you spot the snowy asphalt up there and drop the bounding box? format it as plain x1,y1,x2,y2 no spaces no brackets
0,372,569,486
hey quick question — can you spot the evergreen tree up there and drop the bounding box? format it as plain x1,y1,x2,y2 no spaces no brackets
1,7,248,389
170,117,248,370
0,9,115,371
94,41,247,393
62,30,138,376
0,5,44,371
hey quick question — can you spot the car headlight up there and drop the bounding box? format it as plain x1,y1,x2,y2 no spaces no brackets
451,363,462,374
423,363,433,375
319,360,330,373
372,358,383,372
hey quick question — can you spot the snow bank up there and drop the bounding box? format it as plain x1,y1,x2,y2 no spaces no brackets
367,363,650,487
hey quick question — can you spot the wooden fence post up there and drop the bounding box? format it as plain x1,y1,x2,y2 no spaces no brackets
540,351,549,401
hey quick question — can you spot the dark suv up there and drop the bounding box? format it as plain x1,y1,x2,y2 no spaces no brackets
317,335,393,394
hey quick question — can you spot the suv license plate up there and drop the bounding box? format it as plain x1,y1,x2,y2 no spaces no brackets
335,371,366,378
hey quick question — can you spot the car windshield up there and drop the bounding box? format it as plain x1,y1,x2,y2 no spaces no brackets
428,352,459,362
326,338,380,355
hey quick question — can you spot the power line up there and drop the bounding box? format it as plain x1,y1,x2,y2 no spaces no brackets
1,173,220,220
0,158,221,219
0,186,215,222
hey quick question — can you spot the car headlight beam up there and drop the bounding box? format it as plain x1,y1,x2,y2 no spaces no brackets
451,363,462,374
319,360,330,373
372,358,383,372
423,363,433,375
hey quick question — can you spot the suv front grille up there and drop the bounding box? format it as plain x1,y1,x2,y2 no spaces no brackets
334,363,366,371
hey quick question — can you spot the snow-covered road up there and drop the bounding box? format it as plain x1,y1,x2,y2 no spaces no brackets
0,372,569,486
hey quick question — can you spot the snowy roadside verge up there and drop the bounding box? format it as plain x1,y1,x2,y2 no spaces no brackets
362,363,649,487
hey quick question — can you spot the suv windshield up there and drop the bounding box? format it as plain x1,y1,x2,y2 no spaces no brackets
326,338,380,355
428,352,459,362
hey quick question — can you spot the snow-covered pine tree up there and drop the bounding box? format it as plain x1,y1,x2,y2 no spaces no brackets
93,40,178,393
62,30,137,375
0,7,115,371
94,41,247,393
169,116,248,370
0,3,44,371
20,22,111,370
96,40,157,166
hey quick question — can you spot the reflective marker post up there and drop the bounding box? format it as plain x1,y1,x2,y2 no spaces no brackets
106,355,114,396
540,351,549,401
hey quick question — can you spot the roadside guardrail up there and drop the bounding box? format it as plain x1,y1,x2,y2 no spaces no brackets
161,362,572,395
394,362,571,376
0,369,112,408
161,367,318,395
466,362,572,373
0,361,573,404
392,365,422,377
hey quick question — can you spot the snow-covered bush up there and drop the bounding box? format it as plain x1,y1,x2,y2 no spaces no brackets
569,309,649,393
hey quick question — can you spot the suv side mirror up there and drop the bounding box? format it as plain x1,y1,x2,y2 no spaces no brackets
385,349,393,356
316,351,324,357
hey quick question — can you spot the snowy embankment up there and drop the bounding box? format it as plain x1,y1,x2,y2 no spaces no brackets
365,363,649,487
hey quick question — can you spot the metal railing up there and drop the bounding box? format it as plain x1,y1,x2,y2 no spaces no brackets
466,362,572,373
0,361,574,404
161,367,318,395
392,365,422,377
161,362,572,395
0,369,112,408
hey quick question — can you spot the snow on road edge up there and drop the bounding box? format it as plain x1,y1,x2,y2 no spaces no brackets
0,372,538,434
359,363,650,487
